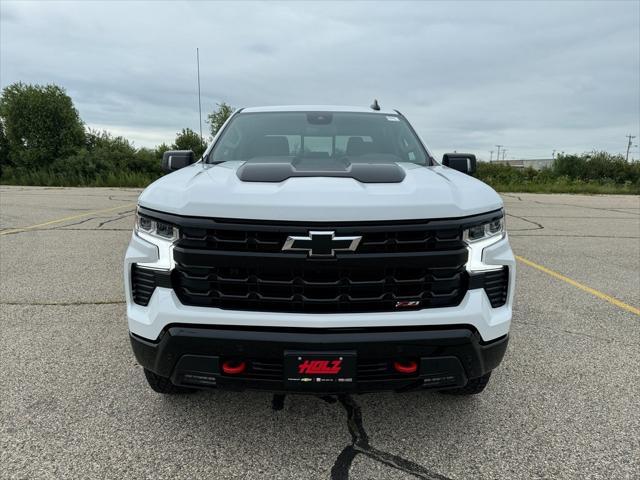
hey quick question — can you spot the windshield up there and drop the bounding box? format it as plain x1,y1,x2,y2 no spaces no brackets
208,111,431,165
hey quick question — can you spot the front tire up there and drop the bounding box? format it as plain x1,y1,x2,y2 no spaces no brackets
143,368,197,394
442,371,492,395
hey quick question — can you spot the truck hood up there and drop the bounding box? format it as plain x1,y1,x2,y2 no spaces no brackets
138,161,502,221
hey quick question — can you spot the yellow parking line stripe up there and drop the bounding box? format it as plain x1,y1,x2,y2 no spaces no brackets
516,255,640,316
0,203,136,236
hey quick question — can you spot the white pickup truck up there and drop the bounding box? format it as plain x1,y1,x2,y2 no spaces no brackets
125,105,515,395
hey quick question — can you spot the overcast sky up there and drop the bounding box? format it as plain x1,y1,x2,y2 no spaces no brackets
1,0,639,160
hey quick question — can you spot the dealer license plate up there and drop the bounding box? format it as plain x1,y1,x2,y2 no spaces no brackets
283,351,356,390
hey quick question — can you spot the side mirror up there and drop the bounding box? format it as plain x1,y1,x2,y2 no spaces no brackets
442,153,477,175
162,150,195,173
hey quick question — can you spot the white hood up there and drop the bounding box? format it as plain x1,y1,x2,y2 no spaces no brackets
138,161,502,221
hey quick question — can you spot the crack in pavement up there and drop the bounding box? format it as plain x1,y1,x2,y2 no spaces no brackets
0,189,139,199
1,300,125,306
53,212,133,230
503,194,640,216
53,217,97,229
271,394,450,479
108,194,141,202
502,194,523,201
506,213,544,231
330,395,451,480
0,204,101,212
1,209,135,236
44,228,132,231
97,212,135,228
509,233,639,239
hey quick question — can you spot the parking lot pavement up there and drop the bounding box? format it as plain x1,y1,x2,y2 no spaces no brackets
1,186,639,479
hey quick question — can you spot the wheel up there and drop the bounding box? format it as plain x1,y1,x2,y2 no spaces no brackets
143,368,197,394
441,371,492,395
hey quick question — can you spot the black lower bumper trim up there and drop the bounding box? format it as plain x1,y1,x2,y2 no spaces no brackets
130,325,508,393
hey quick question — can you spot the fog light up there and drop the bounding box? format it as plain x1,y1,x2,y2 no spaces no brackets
222,360,246,375
393,360,418,374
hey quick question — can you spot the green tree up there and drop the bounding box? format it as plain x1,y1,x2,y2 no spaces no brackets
553,151,637,183
172,128,205,157
207,102,234,137
0,82,85,169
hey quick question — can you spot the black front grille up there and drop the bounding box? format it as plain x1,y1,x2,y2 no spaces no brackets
179,224,462,254
483,267,509,308
172,248,468,313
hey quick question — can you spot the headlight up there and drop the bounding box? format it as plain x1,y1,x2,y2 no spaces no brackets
134,210,178,270
135,211,178,242
463,215,504,243
463,211,506,272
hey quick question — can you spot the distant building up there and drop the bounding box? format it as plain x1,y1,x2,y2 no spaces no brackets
492,158,554,170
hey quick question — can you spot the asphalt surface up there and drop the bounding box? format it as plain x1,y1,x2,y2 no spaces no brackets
1,186,639,480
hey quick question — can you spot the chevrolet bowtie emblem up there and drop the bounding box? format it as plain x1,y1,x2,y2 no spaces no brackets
282,231,362,257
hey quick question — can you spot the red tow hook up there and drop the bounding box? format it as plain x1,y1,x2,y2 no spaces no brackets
393,360,418,374
222,360,246,375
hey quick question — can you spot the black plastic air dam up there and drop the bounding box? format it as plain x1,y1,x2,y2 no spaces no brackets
130,326,509,394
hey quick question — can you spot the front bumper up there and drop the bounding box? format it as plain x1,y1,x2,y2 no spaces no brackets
131,325,509,393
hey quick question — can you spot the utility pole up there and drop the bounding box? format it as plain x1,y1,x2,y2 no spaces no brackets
626,135,636,162
495,145,503,162
552,149,556,159
502,149,507,161
489,150,494,162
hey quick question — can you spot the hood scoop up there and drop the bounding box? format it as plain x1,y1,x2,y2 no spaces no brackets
236,158,406,183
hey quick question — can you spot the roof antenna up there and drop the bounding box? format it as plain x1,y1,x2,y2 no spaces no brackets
196,48,203,148
370,99,380,111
